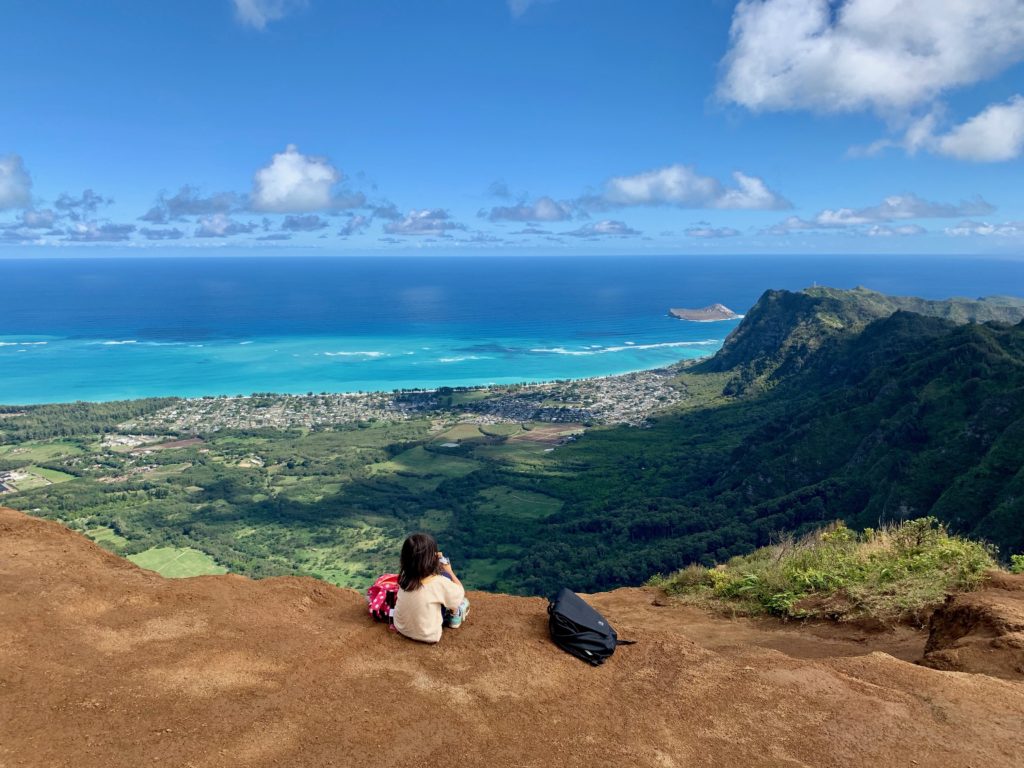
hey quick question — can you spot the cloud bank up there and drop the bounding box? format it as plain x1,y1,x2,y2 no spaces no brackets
601,165,789,210
485,196,574,222
384,209,466,236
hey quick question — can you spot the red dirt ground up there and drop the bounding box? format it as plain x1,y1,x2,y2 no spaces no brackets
2,507,1023,768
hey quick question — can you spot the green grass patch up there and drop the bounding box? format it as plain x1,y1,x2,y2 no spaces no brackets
435,423,485,441
26,466,76,483
461,557,518,588
652,518,997,625
476,486,562,520
448,389,491,406
85,525,129,550
478,423,525,437
0,440,84,462
128,546,228,578
142,463,193,479
371,445,479,479
417,508,453,532
7,473,49,491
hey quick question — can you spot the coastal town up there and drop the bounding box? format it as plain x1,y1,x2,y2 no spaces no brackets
118,363,694,434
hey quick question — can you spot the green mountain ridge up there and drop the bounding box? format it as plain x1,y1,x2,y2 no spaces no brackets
702,286,1024,396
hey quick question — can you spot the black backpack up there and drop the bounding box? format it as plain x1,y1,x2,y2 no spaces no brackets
547,588,635,666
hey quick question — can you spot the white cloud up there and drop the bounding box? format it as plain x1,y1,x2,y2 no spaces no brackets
140,227,185,241
0,154,32,210
485,196,574,222
935,95,1024,162
64,222,135,242
767,193,989,235
714,172,788,210
816,194,993,226
866,224,926,237
195,213,257,238
232,0,306,29
685,225,741,239
251,145,342,213
945,220,1024,237
857,96,1024,162
564,220,640,238
384,209,465,236
719,0,1024,114
763,216,818,235
602,165,789,210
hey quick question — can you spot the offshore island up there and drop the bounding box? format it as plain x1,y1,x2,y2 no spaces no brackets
669,302,741,321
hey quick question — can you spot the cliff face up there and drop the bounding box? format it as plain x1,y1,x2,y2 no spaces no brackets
700,286,1024,395
3,506,1024,768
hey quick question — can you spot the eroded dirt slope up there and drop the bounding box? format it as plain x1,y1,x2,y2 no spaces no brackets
921,570,1024,679
2,507,1023,768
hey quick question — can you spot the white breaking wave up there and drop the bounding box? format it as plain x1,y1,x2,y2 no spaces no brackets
0,341,48,346
438,355,487,363
239,341,253,345
100,340,138,346
323,351,387,358
528,340,718,356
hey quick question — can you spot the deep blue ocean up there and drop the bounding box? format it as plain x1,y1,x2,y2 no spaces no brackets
2,255,1022,404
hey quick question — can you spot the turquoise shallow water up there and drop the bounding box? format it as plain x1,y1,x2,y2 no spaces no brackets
0,330,728,402
2,254,1021,404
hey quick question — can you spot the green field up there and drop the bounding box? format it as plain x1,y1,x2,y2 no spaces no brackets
0,440,84,462
476,486,562,520
128,547,228,578
371,445,480,483
478,423,526,438
434,423,486,441
448,389,491,406
85,525,129,550
26,466,76,483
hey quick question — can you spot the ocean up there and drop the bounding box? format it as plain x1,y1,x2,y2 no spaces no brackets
2,254,1021,404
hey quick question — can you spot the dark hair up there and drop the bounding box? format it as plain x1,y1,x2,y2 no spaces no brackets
399,532,439,591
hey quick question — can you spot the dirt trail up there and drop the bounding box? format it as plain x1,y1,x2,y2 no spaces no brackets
2,507,1023,768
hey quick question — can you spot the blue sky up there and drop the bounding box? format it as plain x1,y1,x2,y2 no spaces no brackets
1,0,1023,256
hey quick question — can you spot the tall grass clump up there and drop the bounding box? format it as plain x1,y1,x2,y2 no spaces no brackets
651,518,997,624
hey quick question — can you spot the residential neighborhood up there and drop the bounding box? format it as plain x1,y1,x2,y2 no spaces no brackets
118,364,693,434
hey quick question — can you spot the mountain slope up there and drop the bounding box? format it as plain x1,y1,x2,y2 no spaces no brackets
3,506,1024,768
501,305,1024,593
701,286,1024,395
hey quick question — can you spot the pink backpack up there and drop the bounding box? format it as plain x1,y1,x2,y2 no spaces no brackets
366,573,400,623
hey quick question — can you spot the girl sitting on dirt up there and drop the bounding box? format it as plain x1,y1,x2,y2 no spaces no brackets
393,532,470,643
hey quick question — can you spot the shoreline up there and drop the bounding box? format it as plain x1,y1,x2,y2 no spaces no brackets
0,352,716,410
